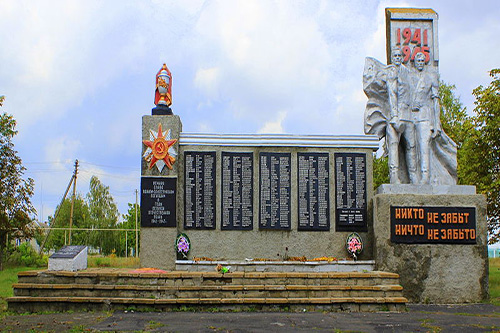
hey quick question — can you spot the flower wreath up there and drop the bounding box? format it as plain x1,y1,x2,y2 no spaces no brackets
346,233,363,260
175,233,190,259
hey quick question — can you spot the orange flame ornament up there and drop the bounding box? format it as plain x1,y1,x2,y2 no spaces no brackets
154,64,172,107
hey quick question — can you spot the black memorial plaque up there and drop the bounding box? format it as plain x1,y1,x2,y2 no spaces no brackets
50,245,87,259
221,152,253,230
184,151,216,229
297,153,330,231
391,206,477,244
259,152,291,230
141,177,176,227
334,153,367,232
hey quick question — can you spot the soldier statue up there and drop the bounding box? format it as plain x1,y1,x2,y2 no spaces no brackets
363,48,457,185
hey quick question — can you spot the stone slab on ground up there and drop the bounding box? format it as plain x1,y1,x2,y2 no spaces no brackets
48,245,87,271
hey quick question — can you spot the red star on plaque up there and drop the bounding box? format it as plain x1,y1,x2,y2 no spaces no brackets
142,123,177,172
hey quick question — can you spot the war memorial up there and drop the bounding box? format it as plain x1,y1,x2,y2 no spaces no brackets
7,8,488,312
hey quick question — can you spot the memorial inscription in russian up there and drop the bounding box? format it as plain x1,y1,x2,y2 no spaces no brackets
259,152,291,230
297,153,330,231
335,153,367,231
184,151,216,229
141,177,176,227
391,206,476,244
221,152,253,230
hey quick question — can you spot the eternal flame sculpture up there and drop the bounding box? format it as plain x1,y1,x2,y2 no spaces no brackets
363,47,457,185
152,63,173,115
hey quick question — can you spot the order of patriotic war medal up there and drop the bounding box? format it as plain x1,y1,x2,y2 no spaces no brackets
142,123,177,172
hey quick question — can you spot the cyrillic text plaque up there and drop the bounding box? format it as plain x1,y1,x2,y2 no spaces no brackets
141,177,176,227
298,153,330,231
259,152,291,230
222,152,253,230
391,206,477,244
184,151,216,229
335,153,367,231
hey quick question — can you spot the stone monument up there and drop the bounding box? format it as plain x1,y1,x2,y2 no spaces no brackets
365,8,488,303
363,9,456,185
140,63,181,269
140,66,380,271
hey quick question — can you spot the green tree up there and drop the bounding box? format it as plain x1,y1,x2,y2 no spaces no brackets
120,203,140,257
438,82,477,185
373,155,389,189
0,108,37,270
43,195,90,251
470,69,500,243
87,176,120,255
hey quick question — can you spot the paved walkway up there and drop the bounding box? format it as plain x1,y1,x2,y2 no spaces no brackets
2,304,499,332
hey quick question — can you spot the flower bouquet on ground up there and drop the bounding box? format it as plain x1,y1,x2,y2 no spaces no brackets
346,233,363,261
175,233,190,259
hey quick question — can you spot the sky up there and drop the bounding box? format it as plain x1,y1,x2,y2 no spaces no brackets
1,0,499,223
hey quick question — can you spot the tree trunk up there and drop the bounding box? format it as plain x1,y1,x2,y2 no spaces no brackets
0,231,7,271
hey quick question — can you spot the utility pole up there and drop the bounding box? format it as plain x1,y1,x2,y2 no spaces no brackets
68,159,78,245
39,168,76,254
135,189,139,257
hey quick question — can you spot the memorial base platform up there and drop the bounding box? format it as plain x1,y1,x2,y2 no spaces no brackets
373,190,488,303
8,268,407,313
176,260,375,272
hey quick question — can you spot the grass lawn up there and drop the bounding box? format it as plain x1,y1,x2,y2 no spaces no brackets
0,266,39,312
87,255,139,268
490,258,500,306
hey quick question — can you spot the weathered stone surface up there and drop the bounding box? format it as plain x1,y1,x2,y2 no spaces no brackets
140,228,177,270
373,193,488,303
9,268,408,312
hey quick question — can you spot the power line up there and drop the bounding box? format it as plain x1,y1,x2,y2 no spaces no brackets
78,161,140,171
25,161,140,171
25,169,71,173
24,161,73,165
78,168,139,180
39,227,139,232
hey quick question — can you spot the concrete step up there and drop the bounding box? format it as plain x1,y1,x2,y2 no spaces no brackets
13,283,404,299
7,296,408,312
16,270,401,286
9,269,407,313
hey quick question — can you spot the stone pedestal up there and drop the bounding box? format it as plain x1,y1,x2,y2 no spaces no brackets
48,245,87,271
372,187,488,303
140,115,181,270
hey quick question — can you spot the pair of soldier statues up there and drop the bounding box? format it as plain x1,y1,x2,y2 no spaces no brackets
363,48,457,186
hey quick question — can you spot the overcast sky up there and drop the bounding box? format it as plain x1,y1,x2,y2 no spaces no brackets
1,0,499,222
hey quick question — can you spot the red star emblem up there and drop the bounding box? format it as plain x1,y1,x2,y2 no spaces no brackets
142,123,177,170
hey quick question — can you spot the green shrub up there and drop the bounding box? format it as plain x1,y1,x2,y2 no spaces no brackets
7,242,48,267
93,257,111,267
